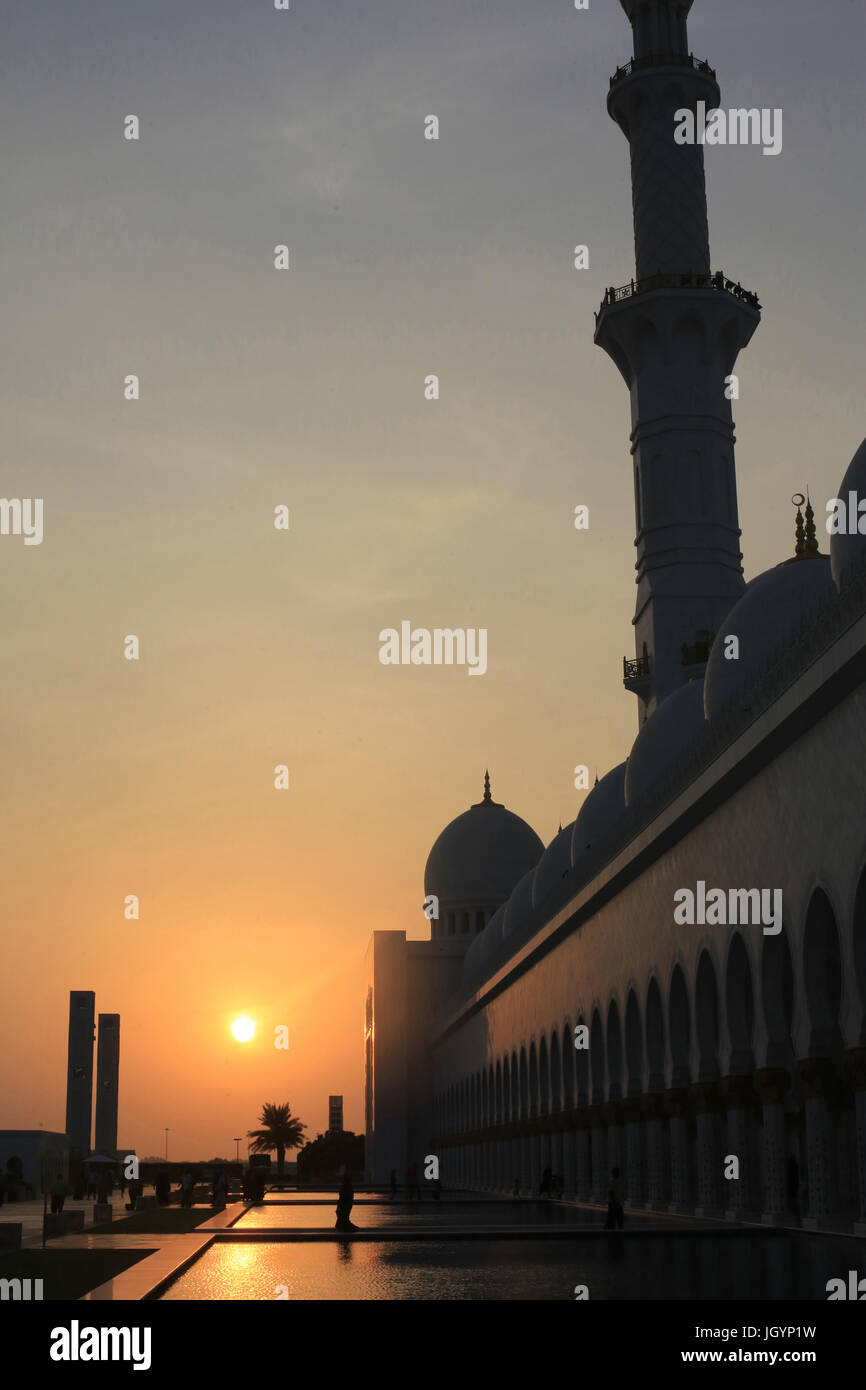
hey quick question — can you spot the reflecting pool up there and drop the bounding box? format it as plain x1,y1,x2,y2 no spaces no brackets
160,1229,864,1300
235,1198,608,1230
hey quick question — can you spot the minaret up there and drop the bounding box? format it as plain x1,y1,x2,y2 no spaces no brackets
595,0,761,723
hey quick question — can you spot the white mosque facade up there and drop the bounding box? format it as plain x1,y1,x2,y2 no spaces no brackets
364,0,866,1230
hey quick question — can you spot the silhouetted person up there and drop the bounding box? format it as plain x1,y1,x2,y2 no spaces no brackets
604,1167,624,1230
390,1168,398,1202
72,1173,85,1201
86,1172,97,1200
181,1169,194,1209
155,1170,171,1206
212,1170,228,1209
786,1154,801,1220
335,1172,357,1231
50,1173,68,1214
540,1165,552,1198
407,1161,421,1200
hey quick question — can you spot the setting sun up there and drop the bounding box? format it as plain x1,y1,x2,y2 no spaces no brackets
231,1016,255,1043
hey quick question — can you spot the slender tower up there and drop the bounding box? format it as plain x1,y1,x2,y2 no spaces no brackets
65,990,95,1165
595,0,761,724
94,1013,120,1157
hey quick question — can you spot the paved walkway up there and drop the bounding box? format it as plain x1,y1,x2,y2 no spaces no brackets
1,1194,133,1248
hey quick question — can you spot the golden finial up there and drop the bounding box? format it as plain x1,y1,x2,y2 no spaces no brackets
804,489,819,555
791,493,805,558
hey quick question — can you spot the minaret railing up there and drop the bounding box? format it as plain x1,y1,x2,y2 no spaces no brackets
595,271,760,324
609,53,715,88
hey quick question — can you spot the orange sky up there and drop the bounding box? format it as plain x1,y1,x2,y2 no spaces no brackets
2,0,863,1159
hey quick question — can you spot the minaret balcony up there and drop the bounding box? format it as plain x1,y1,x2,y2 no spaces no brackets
623,653,651,695
609,52,715,90
595,270,760,327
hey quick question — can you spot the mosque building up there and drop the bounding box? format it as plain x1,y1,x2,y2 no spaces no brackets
364,0,866,1229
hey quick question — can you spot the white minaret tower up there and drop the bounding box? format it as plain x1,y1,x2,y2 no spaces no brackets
595,0,761,724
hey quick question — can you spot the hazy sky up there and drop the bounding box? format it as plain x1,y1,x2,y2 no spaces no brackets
1,0,863,1159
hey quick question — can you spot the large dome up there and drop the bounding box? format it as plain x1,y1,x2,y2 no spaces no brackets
624,680,706,806
703,553,834,720
424,773,544,909
830,438,866,591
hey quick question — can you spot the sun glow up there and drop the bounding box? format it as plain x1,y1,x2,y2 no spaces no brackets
231,1015,255,1042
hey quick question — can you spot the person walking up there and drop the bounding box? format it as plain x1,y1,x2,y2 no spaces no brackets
604,1167,624,1230
50,1172,68,1215
406,1161,421,1201
335,1170,357,1232
181,1169,194,1209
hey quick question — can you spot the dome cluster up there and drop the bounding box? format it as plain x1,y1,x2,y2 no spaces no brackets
434,439,866,997
424,772,544,943
458,764,627,992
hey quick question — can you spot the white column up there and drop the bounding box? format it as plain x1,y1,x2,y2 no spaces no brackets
798,1060,838,1226
562,1130,576,1199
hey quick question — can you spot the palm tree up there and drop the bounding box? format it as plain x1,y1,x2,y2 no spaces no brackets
247,1103,307,1176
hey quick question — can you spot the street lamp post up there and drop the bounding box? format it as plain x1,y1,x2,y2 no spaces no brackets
233,1137,242,1163
164,1128,170,1160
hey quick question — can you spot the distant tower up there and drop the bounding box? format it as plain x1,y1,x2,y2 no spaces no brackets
65,991,95,1163
94,1014,120,1157
595,0,761,723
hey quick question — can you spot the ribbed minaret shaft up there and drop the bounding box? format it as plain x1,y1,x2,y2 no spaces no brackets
596,0,761,724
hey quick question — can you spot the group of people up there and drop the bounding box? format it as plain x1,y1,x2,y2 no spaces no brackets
388,1166,442,1201
242,1168,267,1204
54,1170,117,1210
538,1167,566,1200
511,1168,566,1200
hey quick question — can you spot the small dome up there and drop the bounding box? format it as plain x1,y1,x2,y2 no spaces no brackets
625,681,706,805
703,555,834,720
532,821,576,910
480,902,507,962
461,929,485,988
570,762,627,865
424,772,544,910
502,867,537,940
830,438,866,591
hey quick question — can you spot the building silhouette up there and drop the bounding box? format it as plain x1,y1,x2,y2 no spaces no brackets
65,990,95,1166
364,0,866,1231
94,1013,120,1157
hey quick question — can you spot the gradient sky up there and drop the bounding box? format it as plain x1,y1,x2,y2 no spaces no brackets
1,0,863,1160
